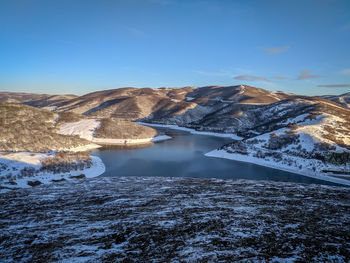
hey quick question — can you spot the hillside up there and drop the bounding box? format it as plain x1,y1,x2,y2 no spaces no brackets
206,96,350,182
26,94,78,108
0,103,91,152
0,92,51,104
320,92,350,109
24,85,292,124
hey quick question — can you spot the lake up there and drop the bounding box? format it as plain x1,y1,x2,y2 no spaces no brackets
91,128,339,186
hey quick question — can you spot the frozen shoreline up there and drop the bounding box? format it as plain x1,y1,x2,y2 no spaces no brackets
205,149,350,186
0,155,105,191
92,135,172,145
58,119,172,146
137,122,242,140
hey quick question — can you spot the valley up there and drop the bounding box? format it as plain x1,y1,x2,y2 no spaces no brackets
0,85,350,189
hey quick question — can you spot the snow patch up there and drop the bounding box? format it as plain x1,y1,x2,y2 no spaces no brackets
137,122,242,140
92,135,171,145
58,119,101,141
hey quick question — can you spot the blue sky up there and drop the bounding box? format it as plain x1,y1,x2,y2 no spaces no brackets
0,0,349,95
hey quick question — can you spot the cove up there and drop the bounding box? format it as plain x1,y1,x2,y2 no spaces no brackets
91,128,341,186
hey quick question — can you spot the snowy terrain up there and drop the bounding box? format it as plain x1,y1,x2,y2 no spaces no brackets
59,119,172,145
137,122,242,140
1,177,349,262
206,149,350,186
0,153,105,191
92,135,171,145
203,111,350,186
59,119,101,141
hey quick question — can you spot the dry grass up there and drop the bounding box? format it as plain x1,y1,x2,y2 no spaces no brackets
41,152,91,167
55,111,83,126
94,118,157,139
0,103,89,152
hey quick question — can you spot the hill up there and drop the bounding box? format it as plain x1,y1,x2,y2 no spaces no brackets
0,92,52,104
320,92,350,109
0,103,91,152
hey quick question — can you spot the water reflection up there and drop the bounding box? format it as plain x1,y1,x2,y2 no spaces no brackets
91,128,341,186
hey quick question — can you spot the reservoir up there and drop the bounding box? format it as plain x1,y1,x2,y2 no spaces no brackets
91,128,339,186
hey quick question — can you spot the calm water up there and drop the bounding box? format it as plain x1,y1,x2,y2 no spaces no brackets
91,128,339,186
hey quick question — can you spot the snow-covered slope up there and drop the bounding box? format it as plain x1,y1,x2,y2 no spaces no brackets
1,177,349,262
58,118,172,145
0,152,105,191
320,92,350,109
59,119,101,141
206,99,350,185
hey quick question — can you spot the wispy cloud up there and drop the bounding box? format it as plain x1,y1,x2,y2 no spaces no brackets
262,46,290,55
272,76,288,80
297,70,324,80
340,68,350,75
234,75,268,81
317,84,350,88
193,70,233,77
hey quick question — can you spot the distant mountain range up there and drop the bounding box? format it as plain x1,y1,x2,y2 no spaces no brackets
1,86,350,140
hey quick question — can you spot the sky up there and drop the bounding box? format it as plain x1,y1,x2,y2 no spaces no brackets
0,0,350,96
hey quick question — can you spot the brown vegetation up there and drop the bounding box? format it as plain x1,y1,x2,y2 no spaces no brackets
0,103,89,152
94,118,157,139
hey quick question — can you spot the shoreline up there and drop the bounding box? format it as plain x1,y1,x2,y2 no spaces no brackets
0,155,105,191
58,118,172,147
92,135,172,146
137,122,242,140
205,149,350,187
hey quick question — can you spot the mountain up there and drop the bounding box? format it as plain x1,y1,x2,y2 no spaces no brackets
320,92,350,109
0,102,161,152
0,103,90,152
0,92,52,104
26,85,292,123
25,94,78,108
3,86,349,144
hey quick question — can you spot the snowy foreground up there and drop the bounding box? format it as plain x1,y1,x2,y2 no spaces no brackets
0,177,349,262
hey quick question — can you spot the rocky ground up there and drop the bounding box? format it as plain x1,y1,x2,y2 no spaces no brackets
1,177,349,262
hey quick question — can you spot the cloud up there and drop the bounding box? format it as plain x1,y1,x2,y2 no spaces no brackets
234,75,268,81
297,70,324,80
262,46,290,55
272,76,288,80
193,70,232,77
317,84,350,88
340,68,350,75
